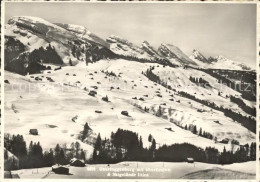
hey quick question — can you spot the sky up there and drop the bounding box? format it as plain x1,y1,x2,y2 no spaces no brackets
5,2,257,68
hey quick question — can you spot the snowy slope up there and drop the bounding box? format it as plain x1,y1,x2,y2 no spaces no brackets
4,60,255,156
55,23,109,48
189,50,252,71
210,55,252,70
11,161,255,179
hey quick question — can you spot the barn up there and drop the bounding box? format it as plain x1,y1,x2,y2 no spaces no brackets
121,111,129,116
89,90,97,97
29,129,38,135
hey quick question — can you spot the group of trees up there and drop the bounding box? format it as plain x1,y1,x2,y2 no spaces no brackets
144,67,161,84
5,36,26,64
184,124,214,140
91,129,156,164
189,76,211,88
219,143,256,164
4,134,86,170
81,122,92,142
90,129,256,165
196,68,256,102
4,128,256,171
30,44,63,65
68,40,118,66
26,44,63,74
230,95,256,116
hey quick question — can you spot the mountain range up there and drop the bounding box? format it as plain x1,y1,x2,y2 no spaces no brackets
4,16,252,75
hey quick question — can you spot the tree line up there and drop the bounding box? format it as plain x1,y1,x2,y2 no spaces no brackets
91,129,255,165
189,76,211,88
4,134,86,170
230,95,256,116
4,128,256,171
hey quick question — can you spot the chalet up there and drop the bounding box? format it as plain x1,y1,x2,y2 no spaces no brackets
70,158,85,167
187,158,194,163
29,129,38,135
52,165,69,175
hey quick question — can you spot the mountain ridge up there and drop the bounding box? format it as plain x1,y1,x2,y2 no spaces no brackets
5,16,252,73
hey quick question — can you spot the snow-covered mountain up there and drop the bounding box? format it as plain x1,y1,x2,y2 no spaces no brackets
4,16,118,75
211,55,252,71
141,41,162,58
190,50,210,64
190,49,252,71
158,44,197,66
54,23,109,48
106,35,154,60
5,16,251,73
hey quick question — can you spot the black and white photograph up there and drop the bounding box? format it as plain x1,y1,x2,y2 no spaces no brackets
3,2,257,179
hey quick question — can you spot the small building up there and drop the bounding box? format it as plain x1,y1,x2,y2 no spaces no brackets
102,96,109,102
220,138,229,144
70,158,85,167
52,165,69,175
29,129,38,135
187,158,194,163
121,111,129,116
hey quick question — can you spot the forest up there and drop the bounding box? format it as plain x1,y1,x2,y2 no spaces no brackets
5,128,256,170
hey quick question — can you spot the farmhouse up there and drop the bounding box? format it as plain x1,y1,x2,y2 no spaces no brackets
52,165,69,175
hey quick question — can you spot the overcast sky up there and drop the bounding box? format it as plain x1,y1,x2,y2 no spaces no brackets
5,2,257,68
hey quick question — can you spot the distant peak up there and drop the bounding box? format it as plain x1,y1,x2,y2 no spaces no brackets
9,16,48,24
142,41,149,45
190,49,208,63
